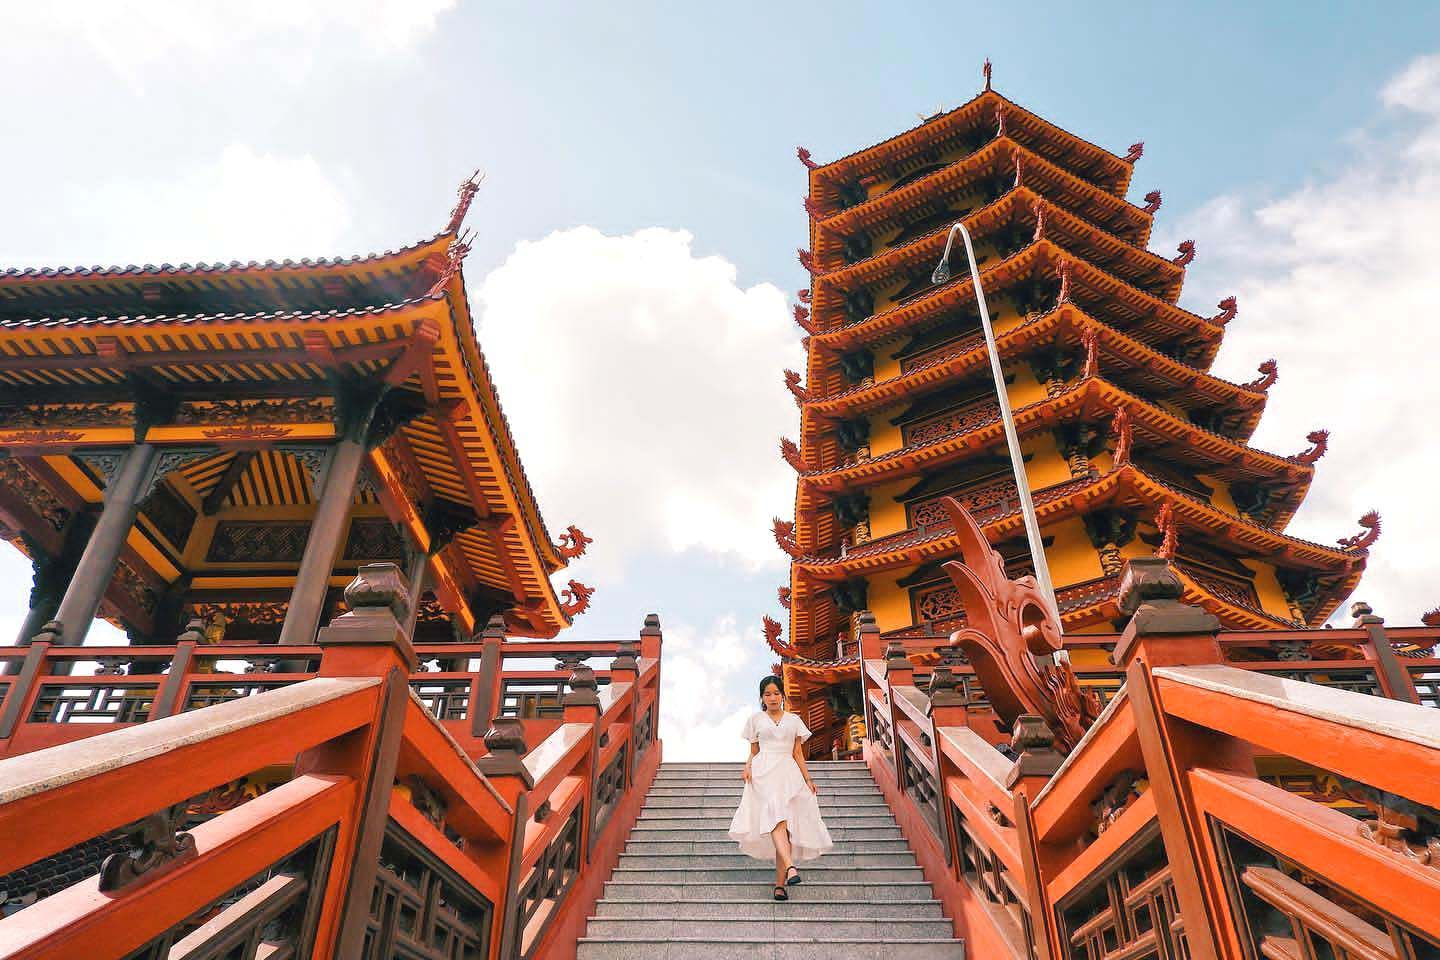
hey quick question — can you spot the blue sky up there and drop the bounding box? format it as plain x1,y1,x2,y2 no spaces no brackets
4,2,1440,756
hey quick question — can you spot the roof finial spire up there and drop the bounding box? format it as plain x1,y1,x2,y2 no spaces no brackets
983,58,993,91
445,170,485,234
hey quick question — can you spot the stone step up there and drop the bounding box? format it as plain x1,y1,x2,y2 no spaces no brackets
583,917,955,940
643,793,888,805
628,827,904,842
650,776,875,787
617,852,917,869
646,786,883,798
593,898,946,920
641,802,889,816
601,880,936,902
576,937,966,959
624,839,914,856
659,762,866,769
609,865,924,883
635,816,896,830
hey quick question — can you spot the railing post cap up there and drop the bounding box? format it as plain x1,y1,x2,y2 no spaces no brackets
641,613,662,635
31,620,63,645
925,664,966,711
857,610,879,633
562,663,602,708
609,638,640,673
481,612,508,640
477,715,535,788
1350,600,1384,626
1005,714,1064,788
176,618,205,645
316,563,418,673
1112,557,1220,667
884,637,912,674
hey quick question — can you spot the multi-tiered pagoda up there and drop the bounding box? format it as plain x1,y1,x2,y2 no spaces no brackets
769,69,1380,758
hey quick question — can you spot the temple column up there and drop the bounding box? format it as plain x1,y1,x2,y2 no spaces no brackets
51,444,158,646
278,437,367,645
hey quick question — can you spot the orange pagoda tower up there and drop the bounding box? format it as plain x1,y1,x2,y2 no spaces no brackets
769,66,1380,758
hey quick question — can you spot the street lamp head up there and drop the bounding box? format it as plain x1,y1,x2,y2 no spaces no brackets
931,259,952,285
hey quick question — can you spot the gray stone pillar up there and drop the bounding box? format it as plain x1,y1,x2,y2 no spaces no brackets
278,438,368,645
51,444,158,646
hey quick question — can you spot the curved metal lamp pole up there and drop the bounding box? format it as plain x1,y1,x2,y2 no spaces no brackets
932,222,1063,631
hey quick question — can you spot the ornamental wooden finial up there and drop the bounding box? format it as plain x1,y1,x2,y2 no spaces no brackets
1211,296,1238,325
555,525,592,560
797,147,819,170
779,437,806,471
1155,503,1179,560
797,288,812,303
783,369,810,404
772,518,802,559
424,233,474,298
793,304,816,335
1422,607,1440,627
1294,429,1329,464
797,248,816,274
1338,512,1382,552
1244,360,1278,392
1031,199,1047,242
1081,326,1100,379
983,58,993,91
937,496,1101,751
1111,407,1134,466
778,586,792,610
1123,142,1145,163
1172,240,1196,266
995,105,1008,138
1013,152,1025,188
560,580,594,618
802,197,822,220
762,614,797,658
1056,258,1072,306
1143,190,1162,213
445,170,484,234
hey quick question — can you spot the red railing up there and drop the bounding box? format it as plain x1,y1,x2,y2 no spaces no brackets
858,577,1440,960
0,563,663,960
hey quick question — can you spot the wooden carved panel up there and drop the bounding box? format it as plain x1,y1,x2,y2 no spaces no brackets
361,823,491,960
206,522,310,563
344,518,405,562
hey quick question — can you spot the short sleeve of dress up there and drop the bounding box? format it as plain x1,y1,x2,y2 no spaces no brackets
742,713,759,743
791,714,812,743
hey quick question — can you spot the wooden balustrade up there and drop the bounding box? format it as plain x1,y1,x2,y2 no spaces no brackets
860,574,1440,960
0,564,665,960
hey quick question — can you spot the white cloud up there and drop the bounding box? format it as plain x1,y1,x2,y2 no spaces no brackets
475,226,804,580
4,144,353,269
1161,51,1440,624
3,0,455,88
656,614,765,761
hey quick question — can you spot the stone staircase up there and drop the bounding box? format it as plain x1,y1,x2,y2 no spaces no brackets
577,761,965,959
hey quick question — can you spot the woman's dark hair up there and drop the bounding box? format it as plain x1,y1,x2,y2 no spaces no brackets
758,675,784,703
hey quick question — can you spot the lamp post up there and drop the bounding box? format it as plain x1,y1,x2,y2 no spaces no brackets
932,222,1063,629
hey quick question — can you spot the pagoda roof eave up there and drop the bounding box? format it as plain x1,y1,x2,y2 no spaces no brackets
786,463,1362,578
799,307,1265,427
0,291,441,332
793,378,1310,523
810,239,1218,354
809,90,1136,199
812,141,1151,253
813,185,1176,305
0,230,453,289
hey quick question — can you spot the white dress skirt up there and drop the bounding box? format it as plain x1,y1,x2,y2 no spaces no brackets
727,711,834,863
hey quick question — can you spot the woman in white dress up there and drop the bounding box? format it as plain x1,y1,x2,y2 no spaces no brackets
727,675,834,900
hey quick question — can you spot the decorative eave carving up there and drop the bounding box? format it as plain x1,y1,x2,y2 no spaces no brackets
936,496,1102,752
1172,240,1196,267
778,586,792,610
1123,141,1145,164
797,249,816,274
1111,407,1134,467
797,146,819,170
1294,429,1330,464
780,437,807,472
793,304,817,335
763,614,797,659
783,370,810,405
1142,190,1162,214
555,524,592,560
1244,360,1278,392
445,170,484,234
772,518,801,559
1212,296,1238,325
560,580,594,618
1337,511,1382,552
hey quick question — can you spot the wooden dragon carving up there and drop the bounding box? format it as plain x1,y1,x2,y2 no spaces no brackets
1212,296,1238,324
937,496,1101,752
1244,360,1278,392
555,525,592,560
560,580,594,618
1172,240,1196,266
1142,190,1162,213
1338,511,1382,552
1295,429,1329,464
762,614,797,659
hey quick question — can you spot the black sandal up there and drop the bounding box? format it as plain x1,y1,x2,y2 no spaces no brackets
773,884,788,901
785,865,802,886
